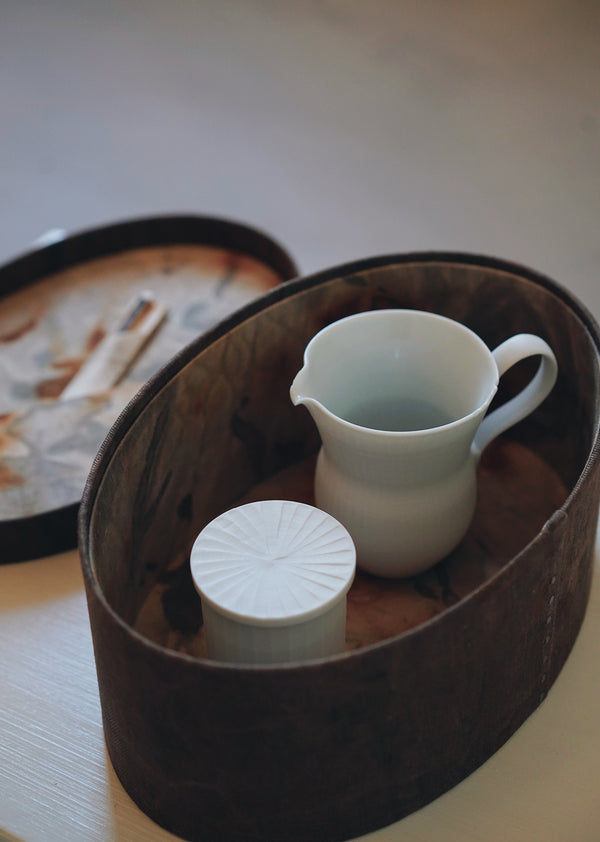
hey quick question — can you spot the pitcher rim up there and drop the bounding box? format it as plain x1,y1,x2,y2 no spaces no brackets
293,308,499,438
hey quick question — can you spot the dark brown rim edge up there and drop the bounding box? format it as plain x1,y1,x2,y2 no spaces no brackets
0,213,299,298
0,213,299,563
78,250,600,671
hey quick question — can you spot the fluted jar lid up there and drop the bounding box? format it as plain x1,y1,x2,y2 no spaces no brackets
190,500,356,627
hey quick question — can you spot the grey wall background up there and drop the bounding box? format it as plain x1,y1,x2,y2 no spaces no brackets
2,1,599,316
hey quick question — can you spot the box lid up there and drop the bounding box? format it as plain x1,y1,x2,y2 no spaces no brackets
0,214,298,562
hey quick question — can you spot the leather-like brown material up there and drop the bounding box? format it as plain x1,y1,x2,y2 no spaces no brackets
80,253,600,842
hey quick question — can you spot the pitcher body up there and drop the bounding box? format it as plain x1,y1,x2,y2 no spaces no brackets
312,413,480,577
290,309,557,578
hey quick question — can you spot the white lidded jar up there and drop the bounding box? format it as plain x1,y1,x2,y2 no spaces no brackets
190,500,356,665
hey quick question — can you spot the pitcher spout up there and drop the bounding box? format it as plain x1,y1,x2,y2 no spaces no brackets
290,367,329,425
290,366,311,408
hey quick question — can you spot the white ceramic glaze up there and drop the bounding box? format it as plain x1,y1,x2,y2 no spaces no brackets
190,499,356,664
290,309,558,578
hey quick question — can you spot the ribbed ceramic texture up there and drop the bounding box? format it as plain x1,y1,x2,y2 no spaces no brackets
190,500,356,624
201,596,348,665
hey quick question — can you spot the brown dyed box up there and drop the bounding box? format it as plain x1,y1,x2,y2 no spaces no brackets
79,253,600,842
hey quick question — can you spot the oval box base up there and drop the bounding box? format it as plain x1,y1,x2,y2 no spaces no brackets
80,253,600,842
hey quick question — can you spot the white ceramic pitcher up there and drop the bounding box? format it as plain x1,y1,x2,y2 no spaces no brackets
290,309,558,578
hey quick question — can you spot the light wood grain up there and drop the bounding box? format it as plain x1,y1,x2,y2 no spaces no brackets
1,532,600,842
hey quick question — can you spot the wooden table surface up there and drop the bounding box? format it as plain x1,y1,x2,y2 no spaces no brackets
1,534,599,842
2,1,600,839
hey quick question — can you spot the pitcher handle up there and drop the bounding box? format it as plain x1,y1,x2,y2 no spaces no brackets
472,334,558,458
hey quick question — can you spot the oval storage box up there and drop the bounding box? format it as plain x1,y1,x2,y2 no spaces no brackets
79,253,600,842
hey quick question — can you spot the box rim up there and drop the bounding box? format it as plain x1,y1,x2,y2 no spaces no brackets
78,250,600,672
